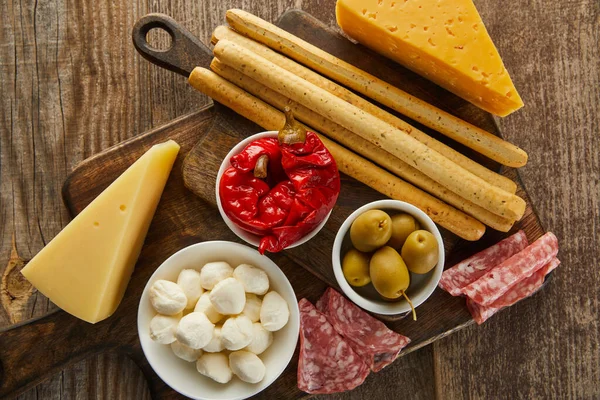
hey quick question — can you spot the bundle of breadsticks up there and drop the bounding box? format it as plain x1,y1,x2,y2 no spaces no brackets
189,9,529,242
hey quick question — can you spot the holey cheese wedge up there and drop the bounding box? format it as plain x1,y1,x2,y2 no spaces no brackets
21,140,180,323
336,0,523,116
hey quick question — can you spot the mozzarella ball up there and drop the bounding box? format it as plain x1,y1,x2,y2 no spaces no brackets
149,280,187,315
171,341,203,362
229,351,266,384
233,264,269,295
200,261,233,290
260,291,290,331
176,269,204,309
194,292,223,323
242,293,262,323
221,315,254,350
209,278,246,315
245,322,273,355
175,312,214,349
196,353,232,384
202,326,224,353
149,313,181,344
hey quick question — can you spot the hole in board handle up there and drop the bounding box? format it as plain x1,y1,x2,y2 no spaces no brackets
146,27,173,52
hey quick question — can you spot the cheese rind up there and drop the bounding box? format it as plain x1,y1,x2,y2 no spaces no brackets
336,0,523,116
21,140,180,323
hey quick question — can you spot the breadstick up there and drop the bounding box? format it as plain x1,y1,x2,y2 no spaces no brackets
211,59,514,232
317,135,485,241
212,26,516,193
213,40,526,220
187,67,281,128
188,67,485,240
225,9,528,168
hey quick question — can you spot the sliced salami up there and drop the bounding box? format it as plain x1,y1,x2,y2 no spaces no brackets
467,257,560,324
439,230,529,296
297,298,370,394
317,288,410,372
462,232,558,306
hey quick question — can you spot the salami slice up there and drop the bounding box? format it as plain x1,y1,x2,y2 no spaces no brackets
462,232,558,306
297,299,370,394
317,288,410,372
467,257,560,324
439,230,529,296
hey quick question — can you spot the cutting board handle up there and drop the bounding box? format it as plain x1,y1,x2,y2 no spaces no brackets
132,13,213,76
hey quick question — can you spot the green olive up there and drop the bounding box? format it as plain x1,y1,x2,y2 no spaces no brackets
369,246,410,299
401,230,439,274
387,213,420,250
342,248,371,287
350,210,392,252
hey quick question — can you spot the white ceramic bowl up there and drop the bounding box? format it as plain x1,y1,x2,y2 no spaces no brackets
138,241,300,400
216,131,331,250
332,200,445,316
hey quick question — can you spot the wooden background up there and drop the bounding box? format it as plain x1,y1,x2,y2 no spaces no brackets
1,0,598,398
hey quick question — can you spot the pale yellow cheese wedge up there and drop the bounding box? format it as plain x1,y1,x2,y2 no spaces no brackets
336,0,523,116
21,140,180,323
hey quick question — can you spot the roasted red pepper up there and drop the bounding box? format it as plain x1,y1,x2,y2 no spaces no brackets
219,109,341,253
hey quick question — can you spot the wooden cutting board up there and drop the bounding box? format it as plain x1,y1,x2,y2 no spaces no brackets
0,9,546,400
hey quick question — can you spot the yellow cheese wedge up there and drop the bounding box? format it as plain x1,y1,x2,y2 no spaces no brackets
21,140,180,323
336,0,523,116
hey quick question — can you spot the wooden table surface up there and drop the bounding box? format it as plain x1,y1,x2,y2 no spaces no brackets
1,0,598,398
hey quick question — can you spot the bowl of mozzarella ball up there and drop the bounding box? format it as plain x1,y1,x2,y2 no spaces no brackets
138,241,300,400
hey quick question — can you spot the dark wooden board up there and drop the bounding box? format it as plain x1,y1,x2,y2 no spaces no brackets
0,9,546,400
0,106,330,400
182,10,546,327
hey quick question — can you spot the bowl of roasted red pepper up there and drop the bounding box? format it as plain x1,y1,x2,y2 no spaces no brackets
217,109,341,254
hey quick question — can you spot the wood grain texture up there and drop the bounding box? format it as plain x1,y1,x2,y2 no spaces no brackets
432,0,600,398
0,1,598,400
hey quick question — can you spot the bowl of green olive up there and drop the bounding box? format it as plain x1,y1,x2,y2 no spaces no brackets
332,200,445,318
